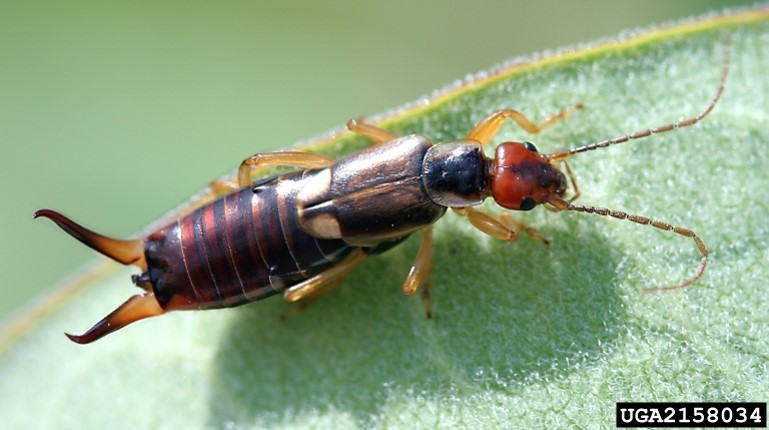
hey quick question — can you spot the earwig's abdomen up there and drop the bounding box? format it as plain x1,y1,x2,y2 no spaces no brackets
145,173,354,312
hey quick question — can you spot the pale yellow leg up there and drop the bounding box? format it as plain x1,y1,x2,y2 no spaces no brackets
499,213,551,246
237,151,334,187
453,207,519,241
562,161,581,203
283,250,368,302
210,180,240,194
401,228,434,318
347,118,398,145
213,151,335,191
466,103,584,146
278,277,346,320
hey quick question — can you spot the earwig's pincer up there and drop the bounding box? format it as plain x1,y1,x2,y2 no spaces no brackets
38,38,730,343
34,209,146,268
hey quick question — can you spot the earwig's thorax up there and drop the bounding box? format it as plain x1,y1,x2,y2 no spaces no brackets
421,141,488,207
489,141,567,211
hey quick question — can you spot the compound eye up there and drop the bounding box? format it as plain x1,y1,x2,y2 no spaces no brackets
523,141,538,153
520,196,536,211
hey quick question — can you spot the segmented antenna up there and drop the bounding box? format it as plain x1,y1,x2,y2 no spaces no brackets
547,34,732,291
547,33,732,162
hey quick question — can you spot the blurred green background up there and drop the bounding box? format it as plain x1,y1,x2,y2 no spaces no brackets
0,0,755,324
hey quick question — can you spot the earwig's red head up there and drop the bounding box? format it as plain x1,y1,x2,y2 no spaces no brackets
490,142,567,211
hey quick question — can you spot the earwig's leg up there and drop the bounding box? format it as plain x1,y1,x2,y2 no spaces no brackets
401,228,434,318
562,161,581,203
456,207,550,245
499,213,551,246
279,278,345,320
283,250,368,302
211,179,240,193
237,151,335,187
212,151,335,190
347,118,398,145
453,207,519,241
467,103,584,146
211,179,241,193
221,119,393,190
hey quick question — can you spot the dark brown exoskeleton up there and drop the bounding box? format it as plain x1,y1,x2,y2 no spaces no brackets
37,41,730,344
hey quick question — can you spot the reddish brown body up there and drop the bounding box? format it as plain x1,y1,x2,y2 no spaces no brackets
35,174,357,343
37,39,729,344
138,180,353,311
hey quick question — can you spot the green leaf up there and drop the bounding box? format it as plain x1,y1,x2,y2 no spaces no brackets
3,9,769,429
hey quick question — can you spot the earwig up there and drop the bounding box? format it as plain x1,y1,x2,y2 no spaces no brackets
37,39,730,343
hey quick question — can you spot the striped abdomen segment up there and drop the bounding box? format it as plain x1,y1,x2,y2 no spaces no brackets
145,174,353,311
